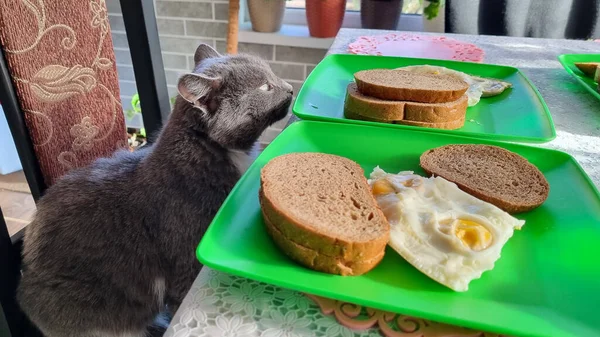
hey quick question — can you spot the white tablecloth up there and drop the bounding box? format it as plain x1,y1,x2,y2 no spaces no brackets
166,29,600,337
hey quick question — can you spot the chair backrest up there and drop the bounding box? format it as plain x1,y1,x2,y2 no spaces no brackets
0,0,129,194
445,0,600,39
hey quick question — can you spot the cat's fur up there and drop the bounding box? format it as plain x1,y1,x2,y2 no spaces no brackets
17,44,293,337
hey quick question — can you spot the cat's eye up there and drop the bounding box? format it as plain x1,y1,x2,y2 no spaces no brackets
259,83,273,91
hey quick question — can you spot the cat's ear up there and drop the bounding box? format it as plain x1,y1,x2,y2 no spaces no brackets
194,44,221,66
177,73,222,110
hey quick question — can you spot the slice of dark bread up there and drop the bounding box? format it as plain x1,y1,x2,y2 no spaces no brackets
396,116,465,130
344,83,468,122
420,144,549,213
260,153,390,270
574,62,600,77
354,69,469,103
344,107,465,130
262,207,385,276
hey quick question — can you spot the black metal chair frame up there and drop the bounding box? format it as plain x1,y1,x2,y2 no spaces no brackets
0,0,170,335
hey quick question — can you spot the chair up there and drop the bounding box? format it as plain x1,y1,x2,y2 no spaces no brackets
444,0,600,39
0,0,171,335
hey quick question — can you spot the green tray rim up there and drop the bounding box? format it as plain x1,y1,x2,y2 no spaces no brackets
292,54,556,144
196,120,600,337
557,53,600,100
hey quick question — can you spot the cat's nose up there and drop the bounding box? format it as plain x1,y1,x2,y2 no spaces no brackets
283,81,293,95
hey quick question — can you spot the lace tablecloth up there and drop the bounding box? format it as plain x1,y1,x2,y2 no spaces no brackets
166,30,600,337
164,268,504,337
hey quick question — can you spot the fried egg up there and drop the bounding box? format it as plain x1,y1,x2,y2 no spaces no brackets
396,65,512,107
368,167,525,292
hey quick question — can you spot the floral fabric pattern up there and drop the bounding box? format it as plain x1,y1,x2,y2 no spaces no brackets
0,0,127,186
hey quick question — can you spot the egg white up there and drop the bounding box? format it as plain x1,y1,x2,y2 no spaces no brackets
369,167,525,292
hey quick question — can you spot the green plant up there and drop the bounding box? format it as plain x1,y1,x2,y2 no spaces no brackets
123,93,177,137
420,0,444,20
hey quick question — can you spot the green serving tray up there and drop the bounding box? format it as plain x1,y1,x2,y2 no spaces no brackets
558,53,600,100
197,121,600,337
293,54,555,143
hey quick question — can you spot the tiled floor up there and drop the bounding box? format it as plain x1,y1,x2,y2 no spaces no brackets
0,170,35,237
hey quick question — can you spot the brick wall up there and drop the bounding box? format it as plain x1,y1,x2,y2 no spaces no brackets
106,0,327,145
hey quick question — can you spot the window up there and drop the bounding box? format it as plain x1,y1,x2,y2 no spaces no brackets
286,0,424,14
280,0,425,31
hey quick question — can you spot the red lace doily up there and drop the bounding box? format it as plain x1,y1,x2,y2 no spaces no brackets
348,33,485,62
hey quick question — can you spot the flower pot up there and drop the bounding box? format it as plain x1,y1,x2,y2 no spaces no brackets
422,0,445,32
247,0,286,33
306,0,347,38
360,0,403,30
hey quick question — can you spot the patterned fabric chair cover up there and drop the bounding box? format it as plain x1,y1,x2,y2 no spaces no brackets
0,0,128,187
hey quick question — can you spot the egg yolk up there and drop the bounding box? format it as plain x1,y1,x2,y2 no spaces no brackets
455,219,492,251
372,179,395,195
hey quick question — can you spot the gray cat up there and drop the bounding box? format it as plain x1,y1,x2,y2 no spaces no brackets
17,44,293,337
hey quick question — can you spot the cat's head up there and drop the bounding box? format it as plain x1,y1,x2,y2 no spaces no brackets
176,44,293,150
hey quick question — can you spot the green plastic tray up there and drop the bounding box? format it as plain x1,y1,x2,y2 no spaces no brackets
293,54,555,143
558,53,600,100
197,121,600,337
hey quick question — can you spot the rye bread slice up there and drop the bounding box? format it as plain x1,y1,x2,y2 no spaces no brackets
354,69,469,103
420,144,549,213
344,107,465,130
260,153,389,263
262,208,385,276
344,83,468,122
574,62,600,77
396,116,465,130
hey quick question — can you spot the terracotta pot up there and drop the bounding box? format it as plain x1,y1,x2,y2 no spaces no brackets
361,0,403,30
248,0,286,33
306,0,347,38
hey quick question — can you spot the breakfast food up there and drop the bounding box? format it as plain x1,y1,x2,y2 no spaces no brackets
368,167,525,292
420,144,550,213
344,83,468,122
344,69,469,130
354,69,469,103
397,65,512,106
259,153,390,276
574,62,600,77
572,61,600,93
396,116,465,129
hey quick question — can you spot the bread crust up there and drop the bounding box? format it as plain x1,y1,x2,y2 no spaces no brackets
344,108,465,130
420,144,550,213
344,83,468,123
574,62,600,77
396,117,465,130
354,69,469,103
262,209,385,276
259,153,390,266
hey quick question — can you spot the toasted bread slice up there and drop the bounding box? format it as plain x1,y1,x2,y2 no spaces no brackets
420,144,549,213
344,107,392,122
262,209,385,276
354,69,469,103
574,62,600,77
344,83,468,122
344,107,465,130
396,117,465,130
259,153,389,274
